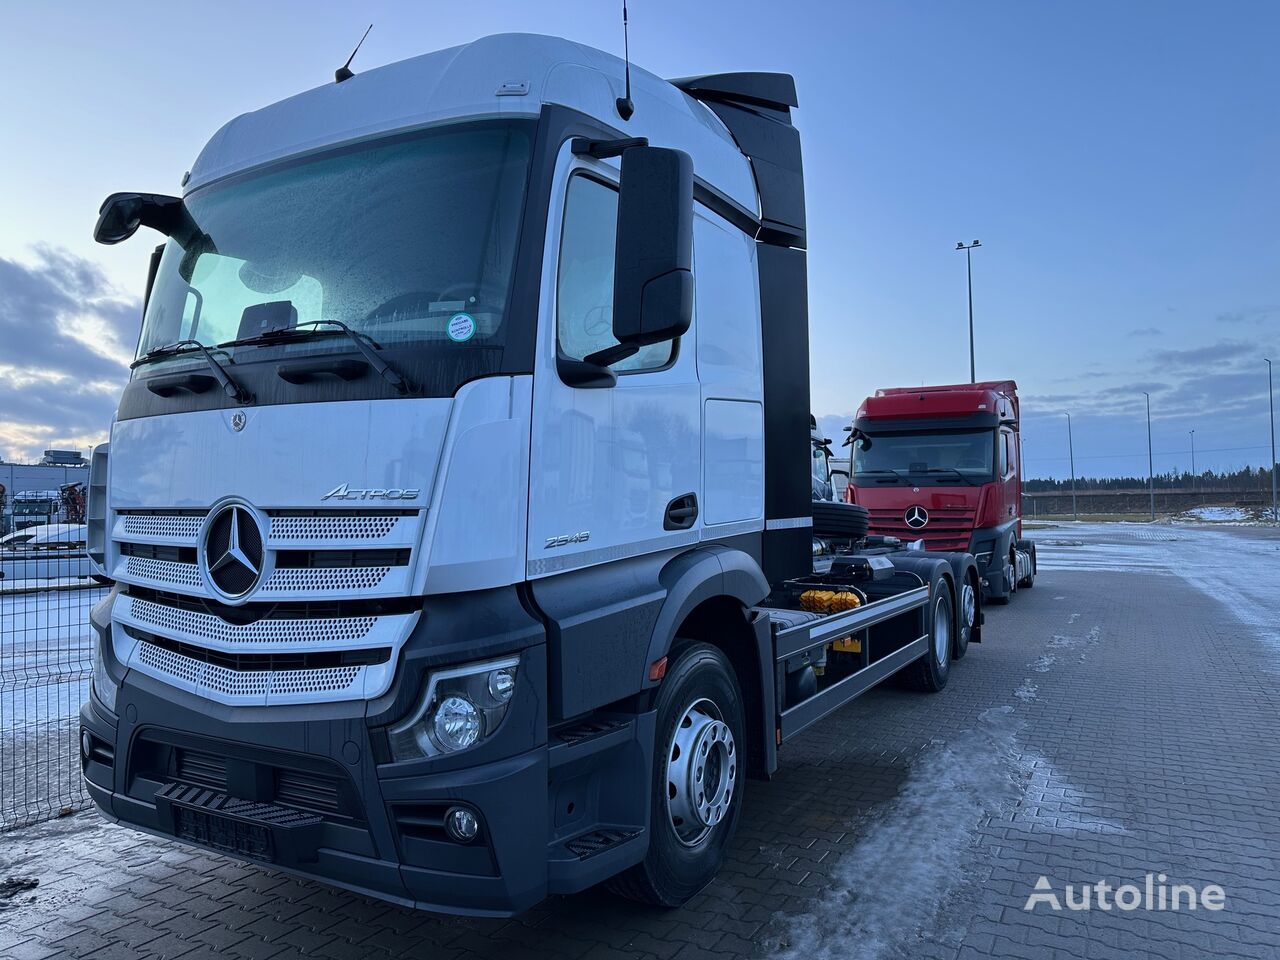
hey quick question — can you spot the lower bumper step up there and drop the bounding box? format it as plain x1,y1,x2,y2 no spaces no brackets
154,782,322,864
565,827,641,860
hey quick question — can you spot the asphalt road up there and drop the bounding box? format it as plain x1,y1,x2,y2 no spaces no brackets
1,523,1278,960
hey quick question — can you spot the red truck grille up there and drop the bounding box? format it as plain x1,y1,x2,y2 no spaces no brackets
866,507,976,552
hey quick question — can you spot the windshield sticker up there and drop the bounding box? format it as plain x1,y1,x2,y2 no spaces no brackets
447,312,477,343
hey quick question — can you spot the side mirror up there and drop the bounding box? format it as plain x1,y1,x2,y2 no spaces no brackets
586,146,694,367
93,192,187,245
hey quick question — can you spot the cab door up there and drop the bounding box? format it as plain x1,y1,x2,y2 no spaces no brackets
526,143,701,579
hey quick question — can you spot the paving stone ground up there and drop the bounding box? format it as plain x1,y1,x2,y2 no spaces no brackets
2,523,1278,959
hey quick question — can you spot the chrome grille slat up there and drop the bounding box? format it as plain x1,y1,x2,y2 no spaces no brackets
261,567,391,593
136,640,362,698
125,556,203,589
268,515,403,541
127,598,377,645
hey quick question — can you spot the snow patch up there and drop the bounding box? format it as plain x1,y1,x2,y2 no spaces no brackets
1014,680,1039,702
1031,655,1056,673
1012,754,1128,835
769,706,1025,960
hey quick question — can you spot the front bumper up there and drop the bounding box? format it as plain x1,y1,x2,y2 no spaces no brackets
80,583,560,917
80,675,549,916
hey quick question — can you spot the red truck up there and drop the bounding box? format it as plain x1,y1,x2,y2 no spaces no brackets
843,380,1036,604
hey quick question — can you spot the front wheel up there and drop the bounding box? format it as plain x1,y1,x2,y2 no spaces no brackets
609,643,746,907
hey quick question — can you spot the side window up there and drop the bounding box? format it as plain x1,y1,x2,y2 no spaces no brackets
557,174,674,373
999,430,1012,477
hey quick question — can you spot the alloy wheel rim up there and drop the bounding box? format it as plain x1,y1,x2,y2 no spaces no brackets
666,698,737,847
934,597,951,666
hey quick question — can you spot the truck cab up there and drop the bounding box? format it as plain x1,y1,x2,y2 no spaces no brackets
845,381,1035,602
81,33,982,917
12,490,62,532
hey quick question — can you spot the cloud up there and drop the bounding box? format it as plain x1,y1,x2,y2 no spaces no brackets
1216,307,1279,326
1127,327,1162,337
0,246,135,461
1150,338,1256,369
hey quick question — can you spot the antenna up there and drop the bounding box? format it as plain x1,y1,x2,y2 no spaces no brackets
335,24,373,84
616,1,634,120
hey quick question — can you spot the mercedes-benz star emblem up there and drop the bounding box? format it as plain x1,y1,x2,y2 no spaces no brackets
203,504,264,598
231,412,246,432
905,505,929,529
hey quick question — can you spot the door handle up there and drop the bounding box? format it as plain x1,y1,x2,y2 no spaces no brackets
664,493,699,531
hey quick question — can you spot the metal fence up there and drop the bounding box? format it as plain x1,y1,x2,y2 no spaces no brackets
1,546,106,830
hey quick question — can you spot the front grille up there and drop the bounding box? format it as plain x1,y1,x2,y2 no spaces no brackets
176,749,227,790
136,640,363,698
124,627,390,671
275,771,342,815
126,556,203,589
260,566,391,593
119,511,204,541
129,597,377,645
269,513,411,541
110,507,423,704
867,507,976,551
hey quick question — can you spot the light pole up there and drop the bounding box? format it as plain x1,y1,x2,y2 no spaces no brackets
1189,429,1196,494
956,240,981,382
1066,413,1077,521
1267,358,1277,523
1143,392,1155,520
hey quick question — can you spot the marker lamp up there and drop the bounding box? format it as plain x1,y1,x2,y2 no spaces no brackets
388,655,520,761
91,634,118,712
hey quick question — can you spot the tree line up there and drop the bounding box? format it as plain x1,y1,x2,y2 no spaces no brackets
1024,465,1276,493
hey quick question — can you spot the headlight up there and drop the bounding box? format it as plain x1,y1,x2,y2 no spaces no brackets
388,655,520,761
91,634,118,712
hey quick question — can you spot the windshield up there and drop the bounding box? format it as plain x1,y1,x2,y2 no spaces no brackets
14,501,54,515
138,121,533,374
853,429,995,483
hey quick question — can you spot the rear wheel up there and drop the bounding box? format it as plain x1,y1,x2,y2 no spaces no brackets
953,576,976,659
909,582,953,692
609,643,746,907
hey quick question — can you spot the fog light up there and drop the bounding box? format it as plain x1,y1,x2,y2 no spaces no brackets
81,731,92,760
444,806,480,843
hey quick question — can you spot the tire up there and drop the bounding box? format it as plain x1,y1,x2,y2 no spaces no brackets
953,574,976,659
609,643,746,907
812,501,870,541
908,580,954,692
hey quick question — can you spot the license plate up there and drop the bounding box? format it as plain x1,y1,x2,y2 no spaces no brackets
174,807,275,861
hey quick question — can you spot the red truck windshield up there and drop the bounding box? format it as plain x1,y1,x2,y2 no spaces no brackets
853,429,995,485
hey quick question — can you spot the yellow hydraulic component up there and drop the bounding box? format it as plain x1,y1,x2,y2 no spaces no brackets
830,635,862,654
799,589,862,614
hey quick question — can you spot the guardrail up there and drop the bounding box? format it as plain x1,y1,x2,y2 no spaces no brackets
1,553,107,830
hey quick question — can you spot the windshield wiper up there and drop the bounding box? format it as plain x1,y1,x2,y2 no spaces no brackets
856,469,904,484
131,340,250,402
920,467,976,486
220,320,411,395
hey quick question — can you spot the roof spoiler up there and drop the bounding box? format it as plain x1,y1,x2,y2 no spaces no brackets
670,72,805,249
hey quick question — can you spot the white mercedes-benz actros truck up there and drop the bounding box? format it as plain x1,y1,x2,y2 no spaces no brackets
81,33,983,916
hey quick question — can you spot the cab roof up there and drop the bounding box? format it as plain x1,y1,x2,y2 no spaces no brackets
186,32,758,216
858,381,1019,424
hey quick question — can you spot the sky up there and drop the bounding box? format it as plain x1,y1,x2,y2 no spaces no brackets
1,0,1276,479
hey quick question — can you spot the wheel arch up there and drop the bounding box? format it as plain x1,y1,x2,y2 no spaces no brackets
646,546,775,778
